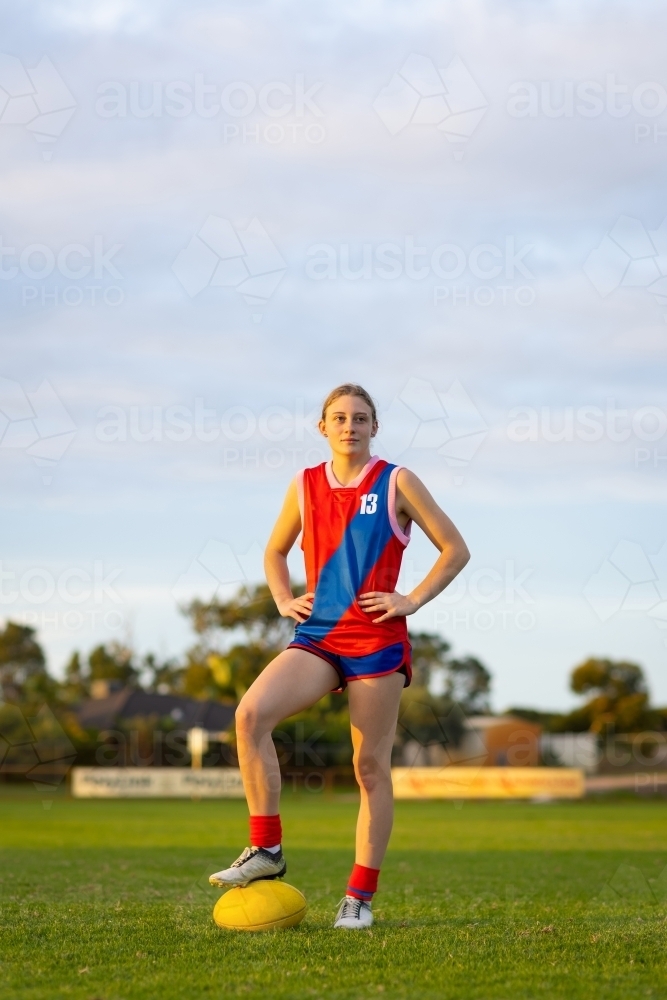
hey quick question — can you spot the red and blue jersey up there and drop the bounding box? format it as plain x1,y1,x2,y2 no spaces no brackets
293,455,411,658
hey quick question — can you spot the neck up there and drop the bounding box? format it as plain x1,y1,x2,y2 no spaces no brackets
330,451,373,486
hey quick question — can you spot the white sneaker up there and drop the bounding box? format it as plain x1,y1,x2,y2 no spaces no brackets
208,847,286,888
333,895,374,929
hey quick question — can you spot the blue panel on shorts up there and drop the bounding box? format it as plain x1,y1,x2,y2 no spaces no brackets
288,636,409,686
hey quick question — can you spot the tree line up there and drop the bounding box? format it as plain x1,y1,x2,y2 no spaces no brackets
0,582,665,770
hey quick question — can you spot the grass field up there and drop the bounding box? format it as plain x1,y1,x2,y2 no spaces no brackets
1,788,667,999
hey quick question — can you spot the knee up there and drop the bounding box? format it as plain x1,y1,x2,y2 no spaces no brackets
354,752,390,795
235,698,268,741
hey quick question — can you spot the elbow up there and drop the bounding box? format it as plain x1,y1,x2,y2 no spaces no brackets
459,541,471,569
263,547,277,575
264,546,288,572
263,546,278,567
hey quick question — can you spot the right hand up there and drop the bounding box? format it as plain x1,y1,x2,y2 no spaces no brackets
277,592,314,623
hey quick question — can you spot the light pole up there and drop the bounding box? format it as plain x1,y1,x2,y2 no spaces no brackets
187,727,209,769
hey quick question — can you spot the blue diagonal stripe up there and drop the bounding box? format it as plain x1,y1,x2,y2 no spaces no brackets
295,464,395,642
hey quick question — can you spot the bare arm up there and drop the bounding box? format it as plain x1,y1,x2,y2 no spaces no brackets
263,479,314,623
357,468,470,622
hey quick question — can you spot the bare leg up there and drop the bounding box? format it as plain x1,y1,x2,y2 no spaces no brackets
347,672,405,869
235,648,339,816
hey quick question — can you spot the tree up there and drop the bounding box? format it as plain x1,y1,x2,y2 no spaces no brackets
406,633,491,714
58,651,88,705
0,621,53,705
442,656,492,715
186,583,303,649
397,686,466,753
87,642,137,684
181,583,304,700
141,652,182,695
395,635,491,757
409,632,451,688
559,657,653,734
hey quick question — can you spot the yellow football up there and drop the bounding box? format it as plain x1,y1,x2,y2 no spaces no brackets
213,881,307,932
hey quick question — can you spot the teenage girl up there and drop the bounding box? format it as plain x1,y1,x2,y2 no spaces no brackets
210,383,470,928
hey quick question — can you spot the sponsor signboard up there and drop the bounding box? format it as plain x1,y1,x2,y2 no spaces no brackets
391,766,584,799
71,766,245,798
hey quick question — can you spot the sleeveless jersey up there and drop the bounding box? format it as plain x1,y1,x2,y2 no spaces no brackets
293,455,411,657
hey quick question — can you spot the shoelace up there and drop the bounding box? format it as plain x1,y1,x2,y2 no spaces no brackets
338,896,363,920
231,847,280,869
231,847,256,868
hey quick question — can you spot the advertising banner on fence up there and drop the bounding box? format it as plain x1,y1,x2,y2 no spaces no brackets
71,767,245,798
391,766,585,800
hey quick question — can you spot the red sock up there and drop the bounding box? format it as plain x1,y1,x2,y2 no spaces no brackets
249,814,282,848
347,863,380,901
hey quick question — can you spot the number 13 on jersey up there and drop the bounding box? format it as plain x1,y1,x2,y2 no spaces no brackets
360,493,378,514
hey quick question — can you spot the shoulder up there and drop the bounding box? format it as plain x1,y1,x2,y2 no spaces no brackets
394,467,437,510
395,466,424,493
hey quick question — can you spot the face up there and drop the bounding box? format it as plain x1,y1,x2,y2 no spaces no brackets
319,394,377,458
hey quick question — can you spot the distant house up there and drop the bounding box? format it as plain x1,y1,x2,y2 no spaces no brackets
464,715,541,767
403,715,542,768
77,681,235,734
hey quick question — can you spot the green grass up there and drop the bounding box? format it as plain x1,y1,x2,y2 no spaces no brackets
1,788,667,999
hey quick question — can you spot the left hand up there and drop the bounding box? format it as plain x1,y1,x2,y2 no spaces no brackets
356,590,418,623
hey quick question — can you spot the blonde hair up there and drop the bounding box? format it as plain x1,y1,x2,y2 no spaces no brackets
321,383,378,424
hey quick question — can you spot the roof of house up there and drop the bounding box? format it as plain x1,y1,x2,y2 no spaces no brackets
77,689,235,732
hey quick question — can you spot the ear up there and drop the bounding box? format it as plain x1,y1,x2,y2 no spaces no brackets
318,418,327,437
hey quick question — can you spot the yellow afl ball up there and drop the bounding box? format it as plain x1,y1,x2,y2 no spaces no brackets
213,881,307,932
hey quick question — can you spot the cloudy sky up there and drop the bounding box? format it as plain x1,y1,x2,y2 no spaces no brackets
2,0,667,712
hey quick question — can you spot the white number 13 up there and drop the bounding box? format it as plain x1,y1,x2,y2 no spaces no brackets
360,493,378,514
